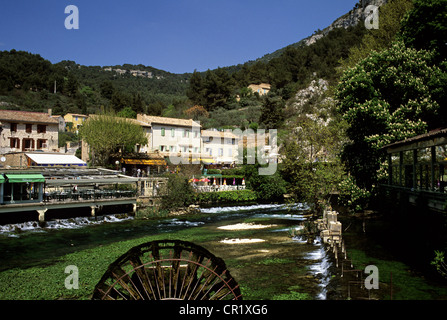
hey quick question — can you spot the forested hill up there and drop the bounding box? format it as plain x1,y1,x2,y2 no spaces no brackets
0,51,192,117
0,0,383,124
0,22,366,120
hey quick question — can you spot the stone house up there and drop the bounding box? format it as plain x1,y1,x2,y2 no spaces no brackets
248,83,271,96
0,109,59,154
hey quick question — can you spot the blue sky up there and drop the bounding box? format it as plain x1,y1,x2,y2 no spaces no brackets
0,0,359,74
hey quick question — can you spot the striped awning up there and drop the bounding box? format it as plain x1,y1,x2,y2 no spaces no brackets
121,159,167,166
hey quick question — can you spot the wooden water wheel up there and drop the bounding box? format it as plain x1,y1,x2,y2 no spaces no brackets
92,240,242,300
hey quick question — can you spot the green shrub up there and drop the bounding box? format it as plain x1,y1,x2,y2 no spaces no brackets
194,190,258,204
161,174,195,209
206,169,221,174
338,176,371,212
221,168,245,176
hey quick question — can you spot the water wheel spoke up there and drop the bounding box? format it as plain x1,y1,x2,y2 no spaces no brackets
92,240,242,300
171,246,183,298
110,269,143,300
128,256,154,300
182,261,201,299
192,264,220,300
176,250,194,298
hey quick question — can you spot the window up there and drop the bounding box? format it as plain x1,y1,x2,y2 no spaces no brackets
9,138,19,149
171,128,175,137
161,128,165,137
37,139,47,149
194,131,199,138
26,124,32,133
183,129,190,138
417,147,432,190
10,123,17,132
170,146,176,152
37,124,46,133
403,150,414,188
22,138,34,151
435,144,447,192
218,148,224,156
390,153,401,186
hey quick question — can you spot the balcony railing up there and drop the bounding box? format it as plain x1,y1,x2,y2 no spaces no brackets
44,189,136,202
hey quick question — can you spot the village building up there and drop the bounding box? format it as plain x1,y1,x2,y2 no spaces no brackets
51,115,66,132
63,113,88,133
0,109,59,154
248,83,271,96
201,129,239,165
136,114,202,158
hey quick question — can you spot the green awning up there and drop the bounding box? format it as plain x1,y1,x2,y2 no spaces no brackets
203,174,223,178
0,175,4,183
6,173,45,183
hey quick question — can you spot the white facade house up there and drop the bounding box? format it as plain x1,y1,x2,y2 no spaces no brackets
136,115,202,157
134,115,243,165
201,130,239,164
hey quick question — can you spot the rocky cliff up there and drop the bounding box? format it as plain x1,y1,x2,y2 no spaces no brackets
305,0,388,45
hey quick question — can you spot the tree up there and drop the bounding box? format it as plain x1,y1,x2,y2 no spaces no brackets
281,109,346,214
117,106,137,119
340,0,414,71
186,70,206,106
259,92,285,129
79,113,148,166
161,174,195,210
65,73,79,97
242,148,287,202
131,92,145,114
336,41,446,189
203,68,234,111
184,105,209,120
400,0,447,63
110,91,131,112
100,80,115,100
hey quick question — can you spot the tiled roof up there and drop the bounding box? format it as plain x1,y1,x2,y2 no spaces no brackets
65,113,88,118
125,118,151,127
137,114,201,128
0,110,59,124
201,130,239,139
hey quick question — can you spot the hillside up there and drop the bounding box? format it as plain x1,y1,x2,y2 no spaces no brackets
251,0,387,64
0,52,191,117
0,0,385,125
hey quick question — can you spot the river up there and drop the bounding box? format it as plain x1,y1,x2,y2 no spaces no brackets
1,203,446,300
0,203,339,300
